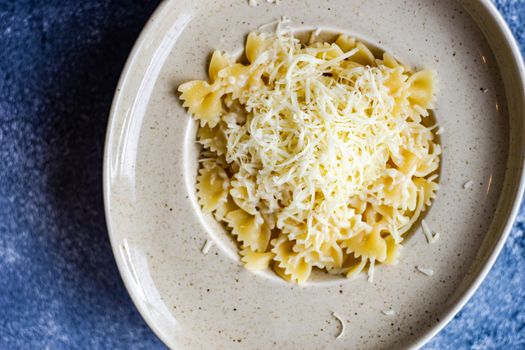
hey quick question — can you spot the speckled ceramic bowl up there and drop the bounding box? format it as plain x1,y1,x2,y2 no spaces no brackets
103,0,525,348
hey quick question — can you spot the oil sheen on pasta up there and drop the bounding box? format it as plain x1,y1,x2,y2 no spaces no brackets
178,30,440,284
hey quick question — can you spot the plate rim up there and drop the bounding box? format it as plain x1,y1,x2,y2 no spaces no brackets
102,0,525,348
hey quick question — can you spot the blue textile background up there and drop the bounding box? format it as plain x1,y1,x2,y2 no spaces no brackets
0,1,523,349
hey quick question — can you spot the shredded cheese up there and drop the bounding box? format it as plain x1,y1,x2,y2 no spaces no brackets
382,309,395,316
421,219,440,244
332,312,346,339
367,258,376,283
258,16,291,32
309,28,322,44
463,179,473,189
417,266,434,276
201,239,214,254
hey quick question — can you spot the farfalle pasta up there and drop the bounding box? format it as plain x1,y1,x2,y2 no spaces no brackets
179,29,440,284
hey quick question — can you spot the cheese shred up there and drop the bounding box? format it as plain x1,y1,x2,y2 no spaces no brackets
382,309,395,316
201,239,215,255
463,179,473,189
421,219,440,244
332,312,346,339
417,266,434,276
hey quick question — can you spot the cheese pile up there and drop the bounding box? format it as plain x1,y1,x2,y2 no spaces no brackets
179,30,440,284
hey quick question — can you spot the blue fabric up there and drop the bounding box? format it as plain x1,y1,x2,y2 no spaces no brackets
0,0,523,349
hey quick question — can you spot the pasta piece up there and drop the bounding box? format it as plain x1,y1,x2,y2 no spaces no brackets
197,124,227,155
414,144,441,177
278,256,312,284
407,69,437,111
178,81,223,127
374,171,418,211
295,239,344,270
224,67,248,85
271,235,295,262
318,240,344,269
245,32,271,63
394,149,420,176
413,177,439,208
384,66,408,98
213,195,239,221
200,151,228,170
309,42,345,60
341,227,387,263
335,34,356,52
230,172,258,215
378,52,401,69
271,235,312,284
348,196,367,215
346,256,368,279
209,50,232,82
351,42,376,66
277,218,307,242
383,236,402,265
226,209,270,252
240,248,274,270
196,165,229,213
272,260,292,282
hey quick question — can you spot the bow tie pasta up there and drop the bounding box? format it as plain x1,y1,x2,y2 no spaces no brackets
180,30,440,284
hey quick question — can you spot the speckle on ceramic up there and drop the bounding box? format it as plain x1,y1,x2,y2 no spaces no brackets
103,0,525,349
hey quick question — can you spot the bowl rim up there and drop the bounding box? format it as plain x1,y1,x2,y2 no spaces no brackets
102,0,525,348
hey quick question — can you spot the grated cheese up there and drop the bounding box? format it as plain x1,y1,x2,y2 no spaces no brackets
463,179,473,189
309,28,322,44
382,309,395,316
367,258,376,283
201,239,214,254
416,266,434,276
332,312,346,339
421,219,440,244
258,16,291,32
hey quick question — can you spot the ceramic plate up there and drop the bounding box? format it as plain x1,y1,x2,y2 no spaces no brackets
103,0,525,348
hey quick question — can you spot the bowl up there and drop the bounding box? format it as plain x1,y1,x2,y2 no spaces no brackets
103,0,525,348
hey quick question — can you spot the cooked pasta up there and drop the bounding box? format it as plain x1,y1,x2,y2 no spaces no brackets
179,29,440,284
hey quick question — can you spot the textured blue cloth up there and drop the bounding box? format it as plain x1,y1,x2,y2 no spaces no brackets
0,1,523,349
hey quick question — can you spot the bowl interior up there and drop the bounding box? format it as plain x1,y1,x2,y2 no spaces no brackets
104,0,525,349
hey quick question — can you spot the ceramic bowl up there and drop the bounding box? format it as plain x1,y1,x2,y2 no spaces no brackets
103,0,525,348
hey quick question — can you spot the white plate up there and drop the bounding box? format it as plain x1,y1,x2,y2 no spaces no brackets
103,0,525,348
